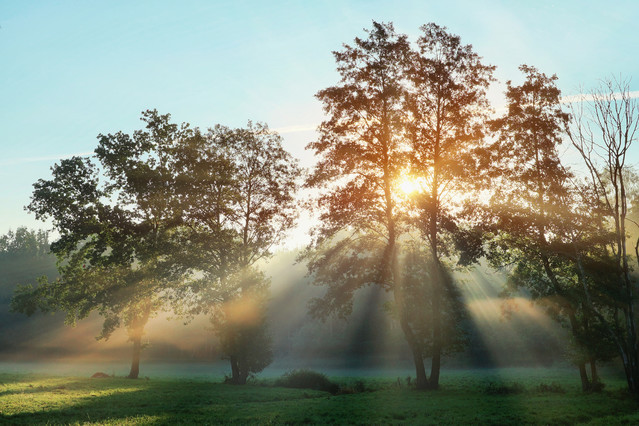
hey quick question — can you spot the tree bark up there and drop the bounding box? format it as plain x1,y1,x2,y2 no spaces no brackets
566,310,591,392
127,335,142,379
229,355,240,384
228,354,249,385
126,302,152,379
577,361,590,392
392,251,429,390
428,137,442,390
396,306,429,389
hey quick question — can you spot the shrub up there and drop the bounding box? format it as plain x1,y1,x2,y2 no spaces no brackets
275,369,339,395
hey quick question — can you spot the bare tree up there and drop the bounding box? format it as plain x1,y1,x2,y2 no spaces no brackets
567,77,639,393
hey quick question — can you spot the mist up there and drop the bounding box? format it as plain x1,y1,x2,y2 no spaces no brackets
0,248,570,378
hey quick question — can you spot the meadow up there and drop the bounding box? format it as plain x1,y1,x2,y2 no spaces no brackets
0,367,637,425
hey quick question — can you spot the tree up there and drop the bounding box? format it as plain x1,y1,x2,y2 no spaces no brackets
484,66,630,391
567,77,639,393
305,21,451,386
13,111,190,378
484,65,591,388
0,228,60,356
0,228,50,259
175,121,300,384
12,112,299,382
402,23,494,388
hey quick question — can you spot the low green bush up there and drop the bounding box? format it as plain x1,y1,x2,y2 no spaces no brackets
275,369,340,395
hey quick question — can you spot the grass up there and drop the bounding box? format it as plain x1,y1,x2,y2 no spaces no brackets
0,368,637,424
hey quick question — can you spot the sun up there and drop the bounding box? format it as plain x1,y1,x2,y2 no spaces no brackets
397,174,425,195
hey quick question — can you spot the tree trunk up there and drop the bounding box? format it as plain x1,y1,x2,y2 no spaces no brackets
577,362,590,392
126,301,152,379
386,212,430,390
622,307,639,394
429,261,442,389
590,358,598,383
566,310,591,392
127,335,142,379
238,356,249,385
229,355,240,384
394,285,429,390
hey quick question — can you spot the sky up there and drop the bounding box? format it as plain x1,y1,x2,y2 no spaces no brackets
1,0,638,247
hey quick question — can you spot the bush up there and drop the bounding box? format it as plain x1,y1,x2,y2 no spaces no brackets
275,369,339,395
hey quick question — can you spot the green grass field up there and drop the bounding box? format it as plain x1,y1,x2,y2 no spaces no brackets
0,368,637,425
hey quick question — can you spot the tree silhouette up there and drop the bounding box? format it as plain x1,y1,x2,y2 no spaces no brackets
304,20,416,380
403,23,494,388
305,21,491,389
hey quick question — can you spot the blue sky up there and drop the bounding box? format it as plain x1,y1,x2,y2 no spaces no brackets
1,0,638,243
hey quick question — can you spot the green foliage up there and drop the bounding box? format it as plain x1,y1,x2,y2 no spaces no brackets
16,111,192,348
0,227,50,259
275,369,340,394
483,65,620,390
14,109,299,381
213,268,274,383
0,228,62,356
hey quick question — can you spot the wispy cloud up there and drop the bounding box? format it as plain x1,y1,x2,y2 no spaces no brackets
561,91,639,104
272,124,317,134
0,151,94,166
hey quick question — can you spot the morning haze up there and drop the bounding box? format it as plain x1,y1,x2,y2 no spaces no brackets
1,1,639,424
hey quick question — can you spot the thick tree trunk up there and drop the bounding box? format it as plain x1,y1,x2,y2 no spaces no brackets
128,335,142,379
126,301,152,379
228,354,249,385
401,315,429,389
238,356,249,385
542,254,594,392
577,362,590,392
229,355,240,384
385,210,430,390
